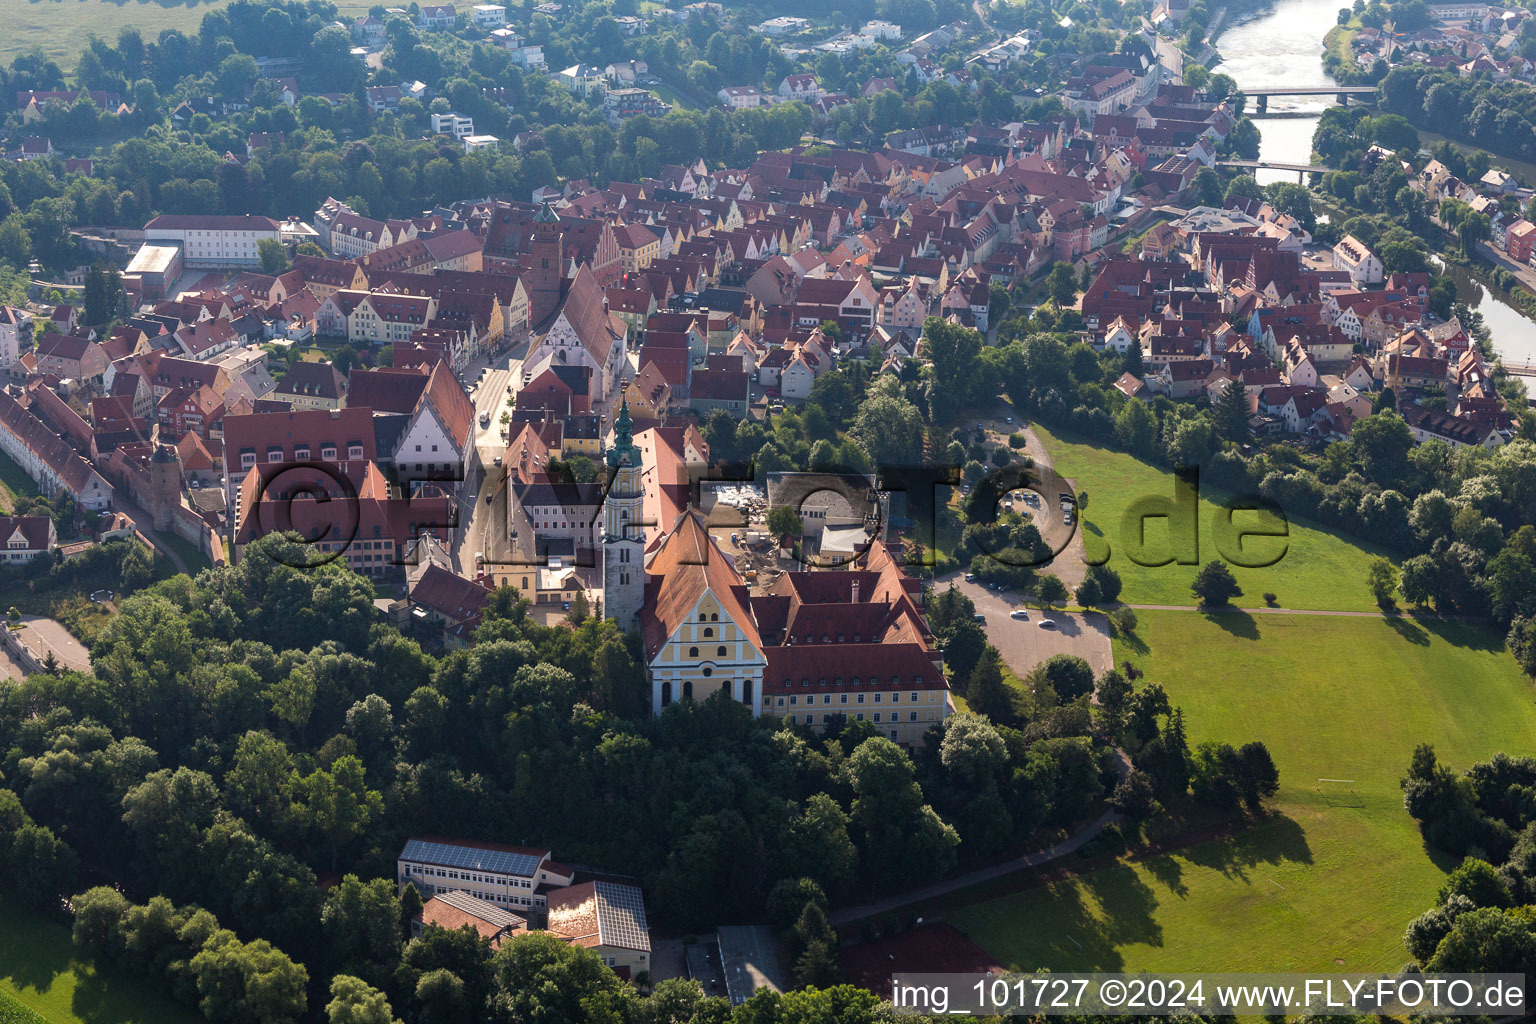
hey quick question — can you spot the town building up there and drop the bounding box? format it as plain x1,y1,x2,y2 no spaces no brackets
143,214,281,269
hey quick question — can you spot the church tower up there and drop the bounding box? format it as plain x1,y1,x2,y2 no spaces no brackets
602,397,645,634
528,201,564,325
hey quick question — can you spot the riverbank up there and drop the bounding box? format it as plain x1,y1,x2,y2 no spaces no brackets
1412,126,1536,187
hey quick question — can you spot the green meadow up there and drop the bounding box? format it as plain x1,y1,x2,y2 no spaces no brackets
1035,424,1392,611
951,599,1536,971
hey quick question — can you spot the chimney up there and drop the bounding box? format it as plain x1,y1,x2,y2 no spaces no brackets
851,578,859,603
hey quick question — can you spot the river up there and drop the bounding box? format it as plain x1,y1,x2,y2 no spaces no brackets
1211,0,1344,187
1433,259,1536,365
1212,0,1536,364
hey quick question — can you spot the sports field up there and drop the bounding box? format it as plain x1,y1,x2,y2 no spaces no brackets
0,901,202,1024
949,610,1536,971
1035,425,1391,611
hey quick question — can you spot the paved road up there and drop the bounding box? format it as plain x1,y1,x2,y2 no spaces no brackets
829,748,1131,927
1475,239,1536,295
113,492,192,574
455,339,528,577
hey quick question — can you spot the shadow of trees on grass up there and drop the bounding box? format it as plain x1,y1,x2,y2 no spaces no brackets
1011,813,1314,972
1201,606,1260,641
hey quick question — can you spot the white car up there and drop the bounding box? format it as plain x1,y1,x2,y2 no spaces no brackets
1037,618,1057,629
964,572,977,582
1009,608,1029,620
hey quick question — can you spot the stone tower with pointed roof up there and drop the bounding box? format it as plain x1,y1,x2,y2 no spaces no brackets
529,201,565,326
601,395,645,632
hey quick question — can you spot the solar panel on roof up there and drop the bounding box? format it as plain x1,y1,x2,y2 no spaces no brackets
401,839,543,877
594,881,651,952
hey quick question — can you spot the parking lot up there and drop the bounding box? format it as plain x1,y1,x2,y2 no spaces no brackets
942,575,1114,679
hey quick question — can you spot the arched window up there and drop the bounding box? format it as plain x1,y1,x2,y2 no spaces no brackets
682,680,693,700
689,647,699,658
721,680,731,695
717,646,727,657
702,666,713,677
704,627,714,637
743,678,754,705
711,613,719,621
661,681,672,706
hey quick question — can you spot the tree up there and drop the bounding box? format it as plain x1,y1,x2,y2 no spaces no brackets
790,902,840,989
1036,574,1067,604
1086,563,1121,603
1224,174,1264,203
292,756,383,870
1109,769,1158,828
490,931,626,1024
920,317,985,424
5,820,78,909
1438,858,1512,909
1399,554,1438,608
321,875,402,989
1368,557,1398,609
398,883,423,942
1114,400,1158,456
766,877,827,931
1189,166,1224,206
326,975,400,1024
1110,606,1138,635
852,384,924,467
71,886,130,958
965,647,1013,723
190,931,308,1024
765,504,803,540
84,264,117,326
1426,907,1536,975
845,737,959,884
1191,560,1242,606
1045,263,1076,307
1032,653,1096,704
1216,378,1250,444
1233,741,1280,810
259,239,291,275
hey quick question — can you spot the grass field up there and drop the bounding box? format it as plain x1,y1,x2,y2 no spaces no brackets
950,610,1536,972
0,902,203,1024
1035,424,1391,611
0,451,41,514
0,0,232,66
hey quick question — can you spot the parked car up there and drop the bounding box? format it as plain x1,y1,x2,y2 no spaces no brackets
1038,618,1057,629
972,613,986,623
1009,608,1029,620
964,572,977,582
